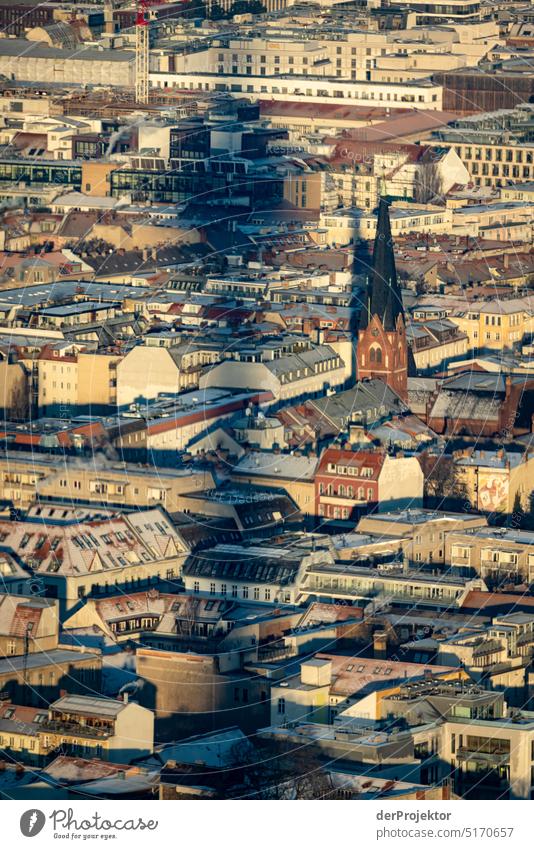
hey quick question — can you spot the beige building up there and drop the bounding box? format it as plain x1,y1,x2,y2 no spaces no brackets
448,295,534,352
0,595,59,657
199,346,347,404
0,695,154,766
38,349,122,413
429,138,534,188
231,452,318,515
357,509,487,566
152,68,443,110
116,344,218,409
447,528,534,584
41,694,154,764
0,451,215,511
439,715,534,799
319,205,452,246
454,449,534,514
0,508,189,615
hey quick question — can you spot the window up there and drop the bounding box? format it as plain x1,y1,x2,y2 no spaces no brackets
209,582,216,595
278,698,286,714
253,587,260,600
370,346,382,364
193,581,200,593
264,588,271,601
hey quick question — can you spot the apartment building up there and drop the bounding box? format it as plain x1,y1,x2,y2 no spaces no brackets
183,541,325,606
116,343,220,408
300,560,486,609
357,510,488,566
41,695,153,764
151,69,443,110
447,527,534,584
0,595,59,657
0,696,152,768
0,508,188,615
167,22,493,84
448,295,534,353
0,452,214,511
0,647,101,707
454,449,534,514
38,348,121,415
450,200,534,242
199,345,347,404
408,319,469,372
436,617,534,697
429,135,534,188
315,448,424,521
440,715,534,799
319,205,452,246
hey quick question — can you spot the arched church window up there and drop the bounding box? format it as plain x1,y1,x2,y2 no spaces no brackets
370,346,382,364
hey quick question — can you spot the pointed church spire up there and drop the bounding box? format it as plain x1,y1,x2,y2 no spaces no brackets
359,198,405,332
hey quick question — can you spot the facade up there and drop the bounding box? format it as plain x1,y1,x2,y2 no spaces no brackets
0,451,214,511
151,70,443,110
183,542,322,606
357,199,409,401
0,648,101,707
0,40,135,87
40,695,154,764
315,448,423,521
447,529,534,584
0,595,59,657
38,349,121,414
0,508,188,615
440,716,534,800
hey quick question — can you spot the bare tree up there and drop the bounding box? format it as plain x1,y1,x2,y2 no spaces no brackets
176,595,200,638
9,379,29,422
414,160,443,204
420,452,468,509
231,738,332,800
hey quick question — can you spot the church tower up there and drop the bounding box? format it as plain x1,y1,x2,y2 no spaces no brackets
356,198,408,402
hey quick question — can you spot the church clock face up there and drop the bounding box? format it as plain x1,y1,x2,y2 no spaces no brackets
371,329,379,337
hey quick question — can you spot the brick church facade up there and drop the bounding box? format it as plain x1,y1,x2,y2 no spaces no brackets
357,198,409,402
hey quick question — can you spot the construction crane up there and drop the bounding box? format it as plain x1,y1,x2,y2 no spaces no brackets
135,0,154,105
135,1,187,105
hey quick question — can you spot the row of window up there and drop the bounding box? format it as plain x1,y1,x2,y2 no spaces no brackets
192,580,291,602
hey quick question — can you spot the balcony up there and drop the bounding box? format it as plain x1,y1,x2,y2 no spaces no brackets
42,719,113,739
456,748,509,767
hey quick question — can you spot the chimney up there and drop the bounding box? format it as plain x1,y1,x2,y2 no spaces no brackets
505,374,512,396
373,630,388,659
